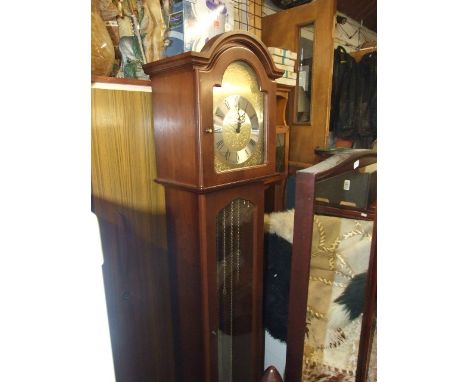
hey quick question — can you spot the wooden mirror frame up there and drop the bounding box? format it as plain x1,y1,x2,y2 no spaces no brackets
284,150,377,382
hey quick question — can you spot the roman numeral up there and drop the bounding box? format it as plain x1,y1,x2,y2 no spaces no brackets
245,103,255,118
250,116,258,128
224,99,231,110
238,96,247,110
225,150,231,160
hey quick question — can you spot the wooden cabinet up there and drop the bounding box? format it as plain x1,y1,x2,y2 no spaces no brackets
91,82,175,382
274,83,292,175
265,83,293,212
262,0,336,166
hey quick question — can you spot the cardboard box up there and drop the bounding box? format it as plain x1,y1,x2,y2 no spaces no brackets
268,47,298,60
272,54,295,66
275,77,296,86
274,62,295,72
282,70,297,79
315,170,377,209
164,0,234,57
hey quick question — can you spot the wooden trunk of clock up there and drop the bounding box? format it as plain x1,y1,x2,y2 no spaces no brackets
144,32,283,382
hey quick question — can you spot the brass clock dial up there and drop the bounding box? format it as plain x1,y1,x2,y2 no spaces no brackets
213,60,264,173
214,95,259,165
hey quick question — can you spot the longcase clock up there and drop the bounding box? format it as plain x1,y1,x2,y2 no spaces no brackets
144,32,283,382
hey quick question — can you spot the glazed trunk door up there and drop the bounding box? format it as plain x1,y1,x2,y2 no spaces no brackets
262,0,336,165
202,183,265,382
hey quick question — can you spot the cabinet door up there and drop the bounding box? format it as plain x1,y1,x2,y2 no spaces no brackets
262,0,336,165
203,183,265,382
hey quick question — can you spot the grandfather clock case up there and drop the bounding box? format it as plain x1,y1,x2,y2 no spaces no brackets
144,33,283,382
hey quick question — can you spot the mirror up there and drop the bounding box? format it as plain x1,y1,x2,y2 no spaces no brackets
295,23,315,123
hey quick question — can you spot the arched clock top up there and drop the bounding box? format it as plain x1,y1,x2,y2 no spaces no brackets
143,32,284,81
199,32,284,80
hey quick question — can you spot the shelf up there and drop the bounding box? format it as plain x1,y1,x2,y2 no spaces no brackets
315,201,376,221
91,75,151,86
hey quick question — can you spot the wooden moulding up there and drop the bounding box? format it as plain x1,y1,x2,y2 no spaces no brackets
91,74,151,86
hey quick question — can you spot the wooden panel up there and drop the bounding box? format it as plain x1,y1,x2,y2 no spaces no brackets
91,88,175,381
264,83,293,212
91,89,166,230
262,0,337,165
164,187,205,382
149,67,201,188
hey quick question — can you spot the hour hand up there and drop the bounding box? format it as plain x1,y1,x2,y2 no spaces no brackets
233,121,242,134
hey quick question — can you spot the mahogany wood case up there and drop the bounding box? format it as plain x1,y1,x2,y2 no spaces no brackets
144,32,283,190
143,32,282,382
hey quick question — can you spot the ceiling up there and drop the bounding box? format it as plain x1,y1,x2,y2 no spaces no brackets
337,0,377,32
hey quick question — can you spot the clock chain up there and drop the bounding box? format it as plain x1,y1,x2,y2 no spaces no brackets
229,200,234,381
223,209,227,296
236,199,240,282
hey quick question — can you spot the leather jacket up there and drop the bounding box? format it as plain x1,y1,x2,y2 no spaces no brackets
353,51,377,147
330,46,358,139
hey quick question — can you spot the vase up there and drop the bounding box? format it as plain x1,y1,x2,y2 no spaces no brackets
91,6,115,76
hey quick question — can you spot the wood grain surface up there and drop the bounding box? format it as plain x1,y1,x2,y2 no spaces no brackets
143,33,280,382
262,0,337,165
91,75,152,86
91,88,175,381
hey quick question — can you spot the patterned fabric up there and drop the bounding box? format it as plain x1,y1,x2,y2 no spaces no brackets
302,215,375,382
303,361,355,382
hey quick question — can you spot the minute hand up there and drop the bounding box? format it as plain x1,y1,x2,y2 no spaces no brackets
235,109,246,133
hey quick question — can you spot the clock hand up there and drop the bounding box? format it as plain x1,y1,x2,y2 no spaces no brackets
235,119,242,134
235,105,245,134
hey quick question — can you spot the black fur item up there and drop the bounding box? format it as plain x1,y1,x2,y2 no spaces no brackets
263,232,292,342
334,272,367,321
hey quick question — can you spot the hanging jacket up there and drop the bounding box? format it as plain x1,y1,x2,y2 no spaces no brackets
330,46,358,139
353,51,377,148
